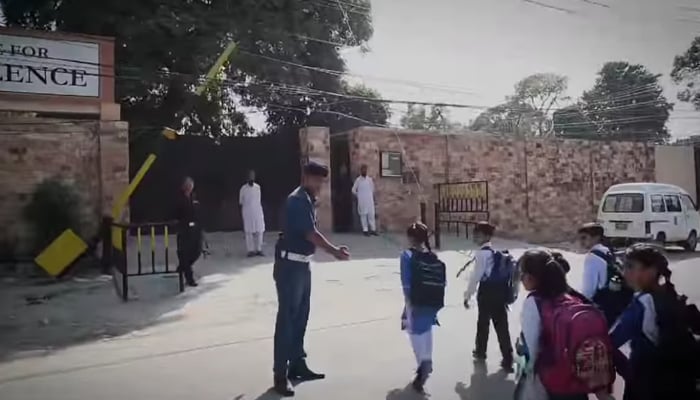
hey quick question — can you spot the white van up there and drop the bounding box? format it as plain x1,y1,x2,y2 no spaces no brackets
597,183,700,251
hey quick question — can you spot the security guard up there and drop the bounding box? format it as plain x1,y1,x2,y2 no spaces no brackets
273,161,350,396
175,176,201,287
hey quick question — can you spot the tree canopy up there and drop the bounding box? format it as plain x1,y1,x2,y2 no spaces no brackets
672,36,700,110
554,61,672,142
1,0,385,139
399,104,461,131
470,73,568,136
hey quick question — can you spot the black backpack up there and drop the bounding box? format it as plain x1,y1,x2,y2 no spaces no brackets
591,249,634,324
650,291,700,397
409,250,446,309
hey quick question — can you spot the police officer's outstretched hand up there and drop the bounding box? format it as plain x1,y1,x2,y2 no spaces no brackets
333,245,350,261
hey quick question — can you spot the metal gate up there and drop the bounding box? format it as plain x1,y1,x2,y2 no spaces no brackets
434,180,489,249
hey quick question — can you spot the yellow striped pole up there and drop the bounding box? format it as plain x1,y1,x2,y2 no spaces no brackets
195,41,238,96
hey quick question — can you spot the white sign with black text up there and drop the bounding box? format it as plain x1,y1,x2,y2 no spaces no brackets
0,33,100,97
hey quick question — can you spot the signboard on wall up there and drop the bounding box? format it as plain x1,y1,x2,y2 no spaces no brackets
0,33,101,97
380,151,402,177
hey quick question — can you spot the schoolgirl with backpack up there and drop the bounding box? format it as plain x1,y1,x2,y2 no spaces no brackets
610,244,700,400
516,249,615,400
399,222,446,393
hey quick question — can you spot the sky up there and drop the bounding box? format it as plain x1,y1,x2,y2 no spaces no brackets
342,0,700,138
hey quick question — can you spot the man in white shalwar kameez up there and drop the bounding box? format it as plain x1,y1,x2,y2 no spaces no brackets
352,164,377,236
239,170,265,256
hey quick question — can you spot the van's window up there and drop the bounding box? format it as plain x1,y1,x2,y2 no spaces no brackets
602,193,644,213
650,195,666,212
681,195,697,212
664,195,682,212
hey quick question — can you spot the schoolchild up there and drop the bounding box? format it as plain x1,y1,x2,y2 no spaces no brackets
518,249,614,400
610,244,700,400
464,222,514,371
578,223,632,324
400,222,446,393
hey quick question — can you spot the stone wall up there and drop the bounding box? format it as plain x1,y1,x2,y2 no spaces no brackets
344,127,655,242
299,127,332,232
0,118,129,253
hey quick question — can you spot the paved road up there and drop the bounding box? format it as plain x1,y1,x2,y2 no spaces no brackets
0,233,697,400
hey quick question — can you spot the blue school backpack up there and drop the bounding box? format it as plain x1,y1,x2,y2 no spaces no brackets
590,249,634,324
409,251,447,309
483,248,519,305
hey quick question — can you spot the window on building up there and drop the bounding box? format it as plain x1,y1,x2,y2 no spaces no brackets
380,151,402,177
664,195,682,212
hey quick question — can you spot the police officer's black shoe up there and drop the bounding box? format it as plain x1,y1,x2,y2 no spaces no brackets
288,360,325,381
186,280,198,287
472,350,486,361
273,375,294,397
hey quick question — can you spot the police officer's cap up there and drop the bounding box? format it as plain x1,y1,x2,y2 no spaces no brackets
303,161,329,177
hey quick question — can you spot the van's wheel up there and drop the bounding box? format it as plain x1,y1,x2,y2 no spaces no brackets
655,232,666,247
683,230,697,252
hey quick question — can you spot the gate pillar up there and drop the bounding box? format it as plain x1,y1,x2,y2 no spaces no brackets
299,127,333,232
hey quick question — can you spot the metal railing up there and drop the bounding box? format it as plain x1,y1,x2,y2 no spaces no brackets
102,217,183,301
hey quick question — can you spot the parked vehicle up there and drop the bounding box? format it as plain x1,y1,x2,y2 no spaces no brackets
597,183,699,251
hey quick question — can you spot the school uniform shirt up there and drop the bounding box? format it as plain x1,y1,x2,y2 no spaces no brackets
400,249,439,335
610,292,659,367
463,242,494,302
581,243,610,300
520,294,542,371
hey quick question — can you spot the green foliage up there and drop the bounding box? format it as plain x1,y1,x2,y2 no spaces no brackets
22,179,82,253
672,36,700,110
554,62,672,142
1,0,379,140
470,101,537,136
308,81,390,133
399,104,461,131
471,73,568,136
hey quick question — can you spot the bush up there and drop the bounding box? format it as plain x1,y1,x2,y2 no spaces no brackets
23,178,82,253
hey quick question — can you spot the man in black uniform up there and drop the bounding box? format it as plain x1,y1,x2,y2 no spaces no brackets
175,176,201,287
273,161,350,396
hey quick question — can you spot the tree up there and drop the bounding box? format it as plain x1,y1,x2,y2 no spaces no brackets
470,73,567,136
554,62,672,142
1,0,376,140
470,100,537,136
399,104,460,131
672,36,700,110
307,82,390,133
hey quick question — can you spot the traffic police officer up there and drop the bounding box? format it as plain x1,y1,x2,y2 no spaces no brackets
273,161,350,396
175,176,202,287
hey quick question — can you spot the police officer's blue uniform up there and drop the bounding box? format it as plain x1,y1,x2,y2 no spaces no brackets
273,186,318,378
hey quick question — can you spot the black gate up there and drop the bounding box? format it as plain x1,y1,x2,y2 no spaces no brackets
434,181,489,249
130,132,300,232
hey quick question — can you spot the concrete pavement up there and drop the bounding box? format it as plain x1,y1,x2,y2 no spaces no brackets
0,233,697,399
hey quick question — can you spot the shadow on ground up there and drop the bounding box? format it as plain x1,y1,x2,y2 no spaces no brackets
0,232,276,361
0,231,522,362
454,362,516,399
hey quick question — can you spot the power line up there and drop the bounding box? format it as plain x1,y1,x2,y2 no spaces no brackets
523,0,577,14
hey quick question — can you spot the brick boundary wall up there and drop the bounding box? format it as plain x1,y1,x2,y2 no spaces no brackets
0,118,128,253
340,127,655,243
